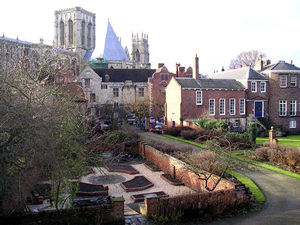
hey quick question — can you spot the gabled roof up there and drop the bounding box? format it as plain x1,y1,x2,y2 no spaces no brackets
93,68,155,82
262,60,300,72
208,67,267,81
175,77,244,90
103,21,129,62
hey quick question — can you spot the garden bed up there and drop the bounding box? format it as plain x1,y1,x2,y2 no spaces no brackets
144,161,161,171
160,174,184,186
120,176,154,192
105,164,139,175
131,191,168,202
76,182,108,196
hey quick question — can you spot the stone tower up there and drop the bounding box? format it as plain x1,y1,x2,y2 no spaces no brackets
54,7,96,58
131,33,150,69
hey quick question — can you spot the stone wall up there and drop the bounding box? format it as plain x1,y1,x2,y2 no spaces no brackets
139,142,235,192
0,197,124,225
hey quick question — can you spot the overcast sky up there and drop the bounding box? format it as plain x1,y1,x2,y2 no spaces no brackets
1,0,300,74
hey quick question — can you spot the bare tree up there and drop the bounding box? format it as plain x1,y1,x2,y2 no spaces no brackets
0,44,89,214
229,50,265,69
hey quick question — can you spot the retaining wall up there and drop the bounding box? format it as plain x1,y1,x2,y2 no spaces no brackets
138,142,235,192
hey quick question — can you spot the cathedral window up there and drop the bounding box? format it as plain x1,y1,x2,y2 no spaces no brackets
87,23,92,48
60,20,65,46
68,19,74,46
81,21,85,45
135,50,140,62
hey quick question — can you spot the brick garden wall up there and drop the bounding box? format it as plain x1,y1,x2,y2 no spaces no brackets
139,142,235,192
144,189,249,219
0,197,124,225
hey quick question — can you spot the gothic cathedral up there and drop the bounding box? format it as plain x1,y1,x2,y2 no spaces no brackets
54,7,96,59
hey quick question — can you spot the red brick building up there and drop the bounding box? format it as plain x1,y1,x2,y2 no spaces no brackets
208,67,269,124
165,77,247,131
148,65,175,119
259,60,300,134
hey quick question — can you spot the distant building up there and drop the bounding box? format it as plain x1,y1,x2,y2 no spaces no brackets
165,77,247,131
54,7,96,61
78,66,155,116
102,21,151,69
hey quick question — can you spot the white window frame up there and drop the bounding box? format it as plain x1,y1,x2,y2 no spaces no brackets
113,88,119,97
196,90,202,105
251,81,257,92
290,75,297,87
290,100,297,116
239,99,245,115
138,87,144,97
209,99,215,115
219,98,225,115
289,120,296,129
260,81,266,92
280,75,287,88
279,100,287,116
230,98,236,115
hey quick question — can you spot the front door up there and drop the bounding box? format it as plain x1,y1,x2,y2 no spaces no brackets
254,102,263,118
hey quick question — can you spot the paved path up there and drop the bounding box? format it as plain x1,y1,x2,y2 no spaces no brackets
138,130,300,225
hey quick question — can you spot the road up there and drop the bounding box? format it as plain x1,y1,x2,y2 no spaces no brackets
138,131,300,225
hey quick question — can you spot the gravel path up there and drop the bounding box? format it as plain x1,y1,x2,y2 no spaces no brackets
138,130,300,225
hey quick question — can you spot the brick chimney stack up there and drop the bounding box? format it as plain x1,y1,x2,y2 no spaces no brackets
193,54,199,80
176,63,180,77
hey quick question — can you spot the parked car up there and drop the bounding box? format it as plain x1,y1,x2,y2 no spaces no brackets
126,114,136,125
150,124,163,134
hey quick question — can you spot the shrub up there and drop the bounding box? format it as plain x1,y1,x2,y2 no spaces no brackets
194,118,228,131
247,122,257,144
164,127,182,136
181,130,201,140
255,147,269,161
104,131,128,145
286,150,300,169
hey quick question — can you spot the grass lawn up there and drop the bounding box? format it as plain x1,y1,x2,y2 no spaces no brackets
256,135,300,148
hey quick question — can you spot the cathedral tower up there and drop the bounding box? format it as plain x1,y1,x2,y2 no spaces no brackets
54,7,96,58
131,33,150,69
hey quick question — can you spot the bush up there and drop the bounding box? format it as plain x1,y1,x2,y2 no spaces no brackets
181,130,202,140
247,122,257,144
286,150,300,169
104,131,128,145
194,118,228,131
255,147,269,161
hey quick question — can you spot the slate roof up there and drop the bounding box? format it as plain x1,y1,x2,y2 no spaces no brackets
261,60,300,71
208,67,267,80
93,68,156,82
175,78,244,90
103,21,129,62
175,78,200,89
